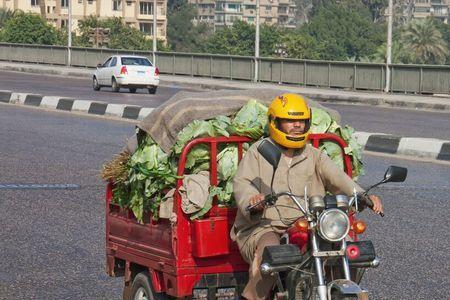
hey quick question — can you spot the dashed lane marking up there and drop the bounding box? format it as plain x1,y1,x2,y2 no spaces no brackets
0,184,80,190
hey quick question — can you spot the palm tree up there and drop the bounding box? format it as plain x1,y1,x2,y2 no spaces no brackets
401,18,449,64
372,40,411,63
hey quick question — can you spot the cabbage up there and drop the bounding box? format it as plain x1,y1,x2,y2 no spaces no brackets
312,108,364,179
217,145,239,181
173,120,215,154
311,107,332,134
228,99,268,139
319,141,344,170
173,116,231,154
186,144,210,170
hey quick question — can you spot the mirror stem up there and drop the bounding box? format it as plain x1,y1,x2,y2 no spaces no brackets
364,179,388,195
270,167,276,194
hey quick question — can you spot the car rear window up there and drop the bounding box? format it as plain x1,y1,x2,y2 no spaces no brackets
121,57,152,66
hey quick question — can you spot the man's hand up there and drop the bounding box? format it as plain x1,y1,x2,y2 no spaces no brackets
248,194,266,212
368,194,383,215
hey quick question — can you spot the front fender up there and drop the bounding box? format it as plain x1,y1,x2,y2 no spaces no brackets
327,279,369,300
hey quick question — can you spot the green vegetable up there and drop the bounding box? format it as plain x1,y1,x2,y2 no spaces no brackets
173,116,231,155
186,144,210,170
311,107,332,134
173,120,216,154
217,145,240,181
116,136,180,222
312,107,364,179
319,141,344,170
228,99,268,139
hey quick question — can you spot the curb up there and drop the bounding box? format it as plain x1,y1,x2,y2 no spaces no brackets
1,90,154,121
353,132,449,161
2,90,449,162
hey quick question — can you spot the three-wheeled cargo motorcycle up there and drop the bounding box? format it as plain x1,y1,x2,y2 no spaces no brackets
105,133,407,299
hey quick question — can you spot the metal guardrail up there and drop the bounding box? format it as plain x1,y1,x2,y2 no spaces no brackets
0,42,449,94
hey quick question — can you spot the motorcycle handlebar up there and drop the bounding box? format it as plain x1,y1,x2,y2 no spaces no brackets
245,194,278,212
359,194,384,217
245,192,384,217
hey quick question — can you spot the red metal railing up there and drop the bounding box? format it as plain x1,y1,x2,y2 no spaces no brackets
176,133,353,202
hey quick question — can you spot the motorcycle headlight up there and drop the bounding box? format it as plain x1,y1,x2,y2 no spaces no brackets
318,209,350,242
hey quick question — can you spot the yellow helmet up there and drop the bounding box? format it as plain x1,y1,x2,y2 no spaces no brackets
267,93,311,148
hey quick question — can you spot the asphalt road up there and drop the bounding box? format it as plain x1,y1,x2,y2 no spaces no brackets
0,70,189,107
0,104,449,299
325,103,450,140
1,70,449,140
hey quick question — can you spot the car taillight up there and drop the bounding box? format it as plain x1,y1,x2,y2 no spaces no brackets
154,67,159,76
120,66,127,75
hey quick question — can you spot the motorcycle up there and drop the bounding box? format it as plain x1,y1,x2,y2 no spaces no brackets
245,140,408,300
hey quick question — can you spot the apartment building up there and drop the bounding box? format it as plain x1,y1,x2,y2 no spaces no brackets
412,0,449,23
189,0,296,29
0,0,167,40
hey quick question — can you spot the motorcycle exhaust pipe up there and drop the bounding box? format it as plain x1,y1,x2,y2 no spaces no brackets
350,257,380,268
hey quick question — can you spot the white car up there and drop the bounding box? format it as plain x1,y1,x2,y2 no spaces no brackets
93,55,159,94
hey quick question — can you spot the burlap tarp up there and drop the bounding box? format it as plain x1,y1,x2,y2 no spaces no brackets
137,89,340,153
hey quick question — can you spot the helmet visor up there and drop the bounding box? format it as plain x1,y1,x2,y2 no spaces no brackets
276,118,311,135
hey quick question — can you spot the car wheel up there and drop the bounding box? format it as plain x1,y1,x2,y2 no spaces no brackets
129,88,137,93
129,271,167,300
148,86,157,94
93,77,100,91
112,78,120,92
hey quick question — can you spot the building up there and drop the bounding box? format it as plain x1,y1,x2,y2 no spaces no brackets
413,0,449,23
189,0,296,29
0,0,167,40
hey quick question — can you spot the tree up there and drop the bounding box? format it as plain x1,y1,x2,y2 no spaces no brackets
362,0,388,22
77,16,168,51
167,1,212,52
301,3,384,60
204,21,254,55
259,24,286,57
372,40,410,63
1,12,62,45
293,0,313,25
0,8,15,29
400,18,448,64
281,32,321,59
434,20,450,63
203,21,285,56
358,0,388,23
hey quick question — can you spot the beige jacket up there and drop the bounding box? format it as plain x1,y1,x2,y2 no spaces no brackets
231,138,363,260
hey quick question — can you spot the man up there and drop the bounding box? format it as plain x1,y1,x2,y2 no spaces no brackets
230,93,383,300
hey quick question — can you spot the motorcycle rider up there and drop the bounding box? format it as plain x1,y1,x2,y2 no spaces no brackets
230,93,383,300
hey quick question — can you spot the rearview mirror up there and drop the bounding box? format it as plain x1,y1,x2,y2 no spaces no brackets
97,63,103,68
257,140,281,171
383,166,407,183
364,165,408,194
